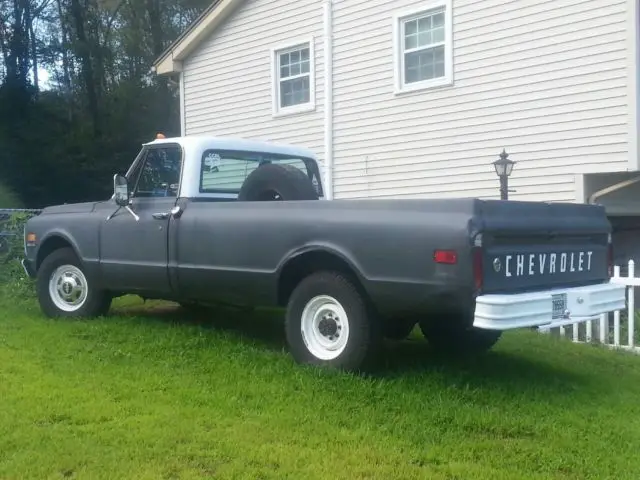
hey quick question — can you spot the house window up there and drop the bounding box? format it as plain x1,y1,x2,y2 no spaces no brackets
394,1,453,94
272,40,315,116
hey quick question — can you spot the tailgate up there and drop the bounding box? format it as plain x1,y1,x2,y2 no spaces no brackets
475,200,611,294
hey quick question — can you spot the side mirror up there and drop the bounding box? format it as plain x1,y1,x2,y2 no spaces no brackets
113,174,130,207
106,174,139,222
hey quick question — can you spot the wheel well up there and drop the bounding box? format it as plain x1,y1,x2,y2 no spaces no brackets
277,250,370,306
36,236,73,270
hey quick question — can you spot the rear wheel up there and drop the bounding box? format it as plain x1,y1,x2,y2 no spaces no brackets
285,271,381,371
36,247,112,318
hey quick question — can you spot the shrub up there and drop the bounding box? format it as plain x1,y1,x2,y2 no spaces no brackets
0,184,23,209
0,211,39,298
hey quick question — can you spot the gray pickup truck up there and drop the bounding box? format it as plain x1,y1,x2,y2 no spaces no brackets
22,135,626,371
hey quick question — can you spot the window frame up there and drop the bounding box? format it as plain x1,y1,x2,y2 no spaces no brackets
128,143,185,199
271,37,316,117
393,0,453,95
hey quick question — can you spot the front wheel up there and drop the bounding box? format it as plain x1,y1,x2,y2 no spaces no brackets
36,247,112,318
285,271,381,371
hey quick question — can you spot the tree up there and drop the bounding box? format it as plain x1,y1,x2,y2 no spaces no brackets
0,0,211,207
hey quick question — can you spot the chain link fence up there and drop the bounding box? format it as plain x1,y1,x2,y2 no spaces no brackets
0,209,42,254
0,209,42,295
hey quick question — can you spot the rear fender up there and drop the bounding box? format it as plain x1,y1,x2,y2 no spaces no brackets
276,242,367,282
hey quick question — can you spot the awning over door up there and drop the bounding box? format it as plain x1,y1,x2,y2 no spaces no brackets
584,172,640,216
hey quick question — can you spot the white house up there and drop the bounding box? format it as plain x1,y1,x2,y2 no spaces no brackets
152,0,640,262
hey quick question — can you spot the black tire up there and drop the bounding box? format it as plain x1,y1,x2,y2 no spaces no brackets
418,316,502,356
36,247,112,318
285,271,381,371
237,163,319,201
383,318,416,340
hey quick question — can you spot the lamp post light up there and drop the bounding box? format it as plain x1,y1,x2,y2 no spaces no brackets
492,149,516,200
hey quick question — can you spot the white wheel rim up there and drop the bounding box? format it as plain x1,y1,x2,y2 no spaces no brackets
300,295,350,360
48,265,88,312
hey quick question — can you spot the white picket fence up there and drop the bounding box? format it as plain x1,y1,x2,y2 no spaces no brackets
538,260,640,353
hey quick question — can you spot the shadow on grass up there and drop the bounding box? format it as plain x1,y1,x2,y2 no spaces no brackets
371,337,589,391
111,300,587,393
112,300,289,351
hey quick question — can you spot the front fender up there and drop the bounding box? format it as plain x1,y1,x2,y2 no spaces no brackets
34,229,84,269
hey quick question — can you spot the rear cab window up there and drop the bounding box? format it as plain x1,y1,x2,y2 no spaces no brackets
199,149,322,198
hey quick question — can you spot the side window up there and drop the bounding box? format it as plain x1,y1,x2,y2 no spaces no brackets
201,152,258,191
133,146,183,198
199,150,312,193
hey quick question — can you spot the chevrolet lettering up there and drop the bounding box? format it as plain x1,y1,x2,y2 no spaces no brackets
502,251,594,277
20,135,628,372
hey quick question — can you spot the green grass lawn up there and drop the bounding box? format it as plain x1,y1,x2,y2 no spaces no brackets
2,294,640,479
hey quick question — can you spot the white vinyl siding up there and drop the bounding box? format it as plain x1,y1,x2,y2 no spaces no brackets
182,0,324,163
180,0,632,204
332,0,630,201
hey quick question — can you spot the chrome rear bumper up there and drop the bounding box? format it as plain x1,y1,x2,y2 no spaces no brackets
473,281,626,330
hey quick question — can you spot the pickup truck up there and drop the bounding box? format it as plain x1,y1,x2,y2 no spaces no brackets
21,135,627,371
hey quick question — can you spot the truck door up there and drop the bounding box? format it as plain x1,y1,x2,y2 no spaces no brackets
99,143,183,294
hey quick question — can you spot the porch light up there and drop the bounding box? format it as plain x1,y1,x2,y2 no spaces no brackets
492,149,516,200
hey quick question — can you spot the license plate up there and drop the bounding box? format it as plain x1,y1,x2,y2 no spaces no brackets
552,293,567,319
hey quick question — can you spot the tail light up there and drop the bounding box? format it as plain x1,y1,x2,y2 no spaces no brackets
473,248,483,291
433,250,457,265
607,233,614,277
473,234,483,292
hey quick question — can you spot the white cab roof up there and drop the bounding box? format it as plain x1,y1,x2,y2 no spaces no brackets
141,134,320,199
144,135,318,160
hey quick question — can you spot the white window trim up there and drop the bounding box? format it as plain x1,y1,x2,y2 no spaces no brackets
271,37,316,117
393,0,453,95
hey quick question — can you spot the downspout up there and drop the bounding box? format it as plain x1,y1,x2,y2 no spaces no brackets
323,0,334,200
627,0,639,170
588,176,640,204
179,71,186,136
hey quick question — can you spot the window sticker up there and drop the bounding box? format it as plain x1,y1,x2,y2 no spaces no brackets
204,152,221,173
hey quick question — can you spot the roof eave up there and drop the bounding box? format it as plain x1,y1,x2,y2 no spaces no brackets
154,55,183,76
152,0,243,76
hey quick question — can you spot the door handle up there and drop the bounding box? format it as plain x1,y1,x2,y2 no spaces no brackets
152,212,169,220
